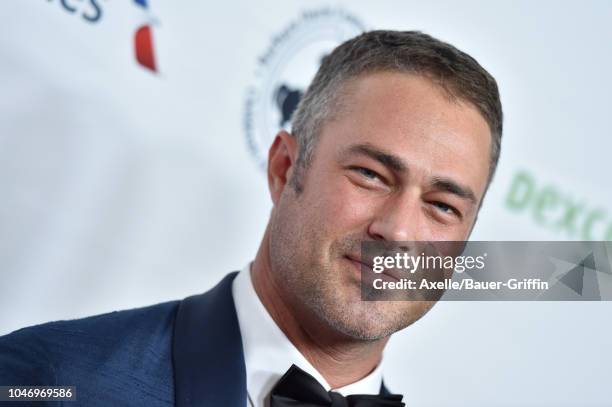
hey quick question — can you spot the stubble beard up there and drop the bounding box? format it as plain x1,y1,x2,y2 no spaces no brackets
269,212,416,341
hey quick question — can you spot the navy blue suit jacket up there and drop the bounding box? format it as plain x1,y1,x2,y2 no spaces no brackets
0,272,246,406
0,272,392,406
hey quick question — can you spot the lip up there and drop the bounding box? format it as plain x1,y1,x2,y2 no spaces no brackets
345,254,401,282
346,254,373,270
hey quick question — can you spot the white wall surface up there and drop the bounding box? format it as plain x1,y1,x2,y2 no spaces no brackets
1,1,610,405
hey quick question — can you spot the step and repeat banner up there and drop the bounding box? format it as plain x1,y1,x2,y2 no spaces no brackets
1,1,610,405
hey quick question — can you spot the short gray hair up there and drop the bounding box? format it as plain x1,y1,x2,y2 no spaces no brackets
289,30,503,192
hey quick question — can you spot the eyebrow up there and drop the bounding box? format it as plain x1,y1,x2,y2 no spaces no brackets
344,143,407,173
342,143,478,205
429,177,477,205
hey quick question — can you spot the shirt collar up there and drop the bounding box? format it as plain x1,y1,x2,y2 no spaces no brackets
232,263,384,406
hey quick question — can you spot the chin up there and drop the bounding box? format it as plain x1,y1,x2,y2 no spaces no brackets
350,300,437,340
310,297,400,341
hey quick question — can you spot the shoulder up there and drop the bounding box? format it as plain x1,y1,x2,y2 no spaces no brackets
0,300,180,406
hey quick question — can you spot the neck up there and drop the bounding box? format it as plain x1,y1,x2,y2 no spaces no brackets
250,229,388,389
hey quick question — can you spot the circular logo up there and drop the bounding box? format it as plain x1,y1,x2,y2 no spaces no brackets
244,8,366,170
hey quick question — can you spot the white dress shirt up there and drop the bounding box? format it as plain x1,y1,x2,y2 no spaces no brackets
232,263,384,407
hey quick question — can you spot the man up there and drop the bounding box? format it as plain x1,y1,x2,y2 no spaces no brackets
0,30,502,406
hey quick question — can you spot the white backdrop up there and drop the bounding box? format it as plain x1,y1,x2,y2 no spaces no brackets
1,1,611,406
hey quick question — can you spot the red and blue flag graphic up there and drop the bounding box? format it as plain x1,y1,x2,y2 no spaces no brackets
133,0,157,72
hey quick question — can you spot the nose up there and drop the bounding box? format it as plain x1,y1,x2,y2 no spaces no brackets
367,191,420,242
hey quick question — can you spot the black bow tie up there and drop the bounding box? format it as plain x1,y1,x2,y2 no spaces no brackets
269,364,405,407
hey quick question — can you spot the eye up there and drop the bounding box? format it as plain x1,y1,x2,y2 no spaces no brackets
351,166,381,181
431,201,458,215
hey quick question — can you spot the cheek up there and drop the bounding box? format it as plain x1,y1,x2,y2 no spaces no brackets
423,226,472,242
314,177,380,232
417,209,477,241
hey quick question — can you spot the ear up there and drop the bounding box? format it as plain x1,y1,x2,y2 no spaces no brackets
267,130,298,205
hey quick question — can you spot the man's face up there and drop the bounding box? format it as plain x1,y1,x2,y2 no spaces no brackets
268,71,492,340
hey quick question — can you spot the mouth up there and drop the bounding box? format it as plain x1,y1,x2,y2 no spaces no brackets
346,254,373,272
345,254,401,282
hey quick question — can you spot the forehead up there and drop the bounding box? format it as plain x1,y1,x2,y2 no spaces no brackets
315,71,492,197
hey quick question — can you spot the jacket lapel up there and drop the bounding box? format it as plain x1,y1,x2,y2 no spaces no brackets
172,272,246,407
380,381,392,396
